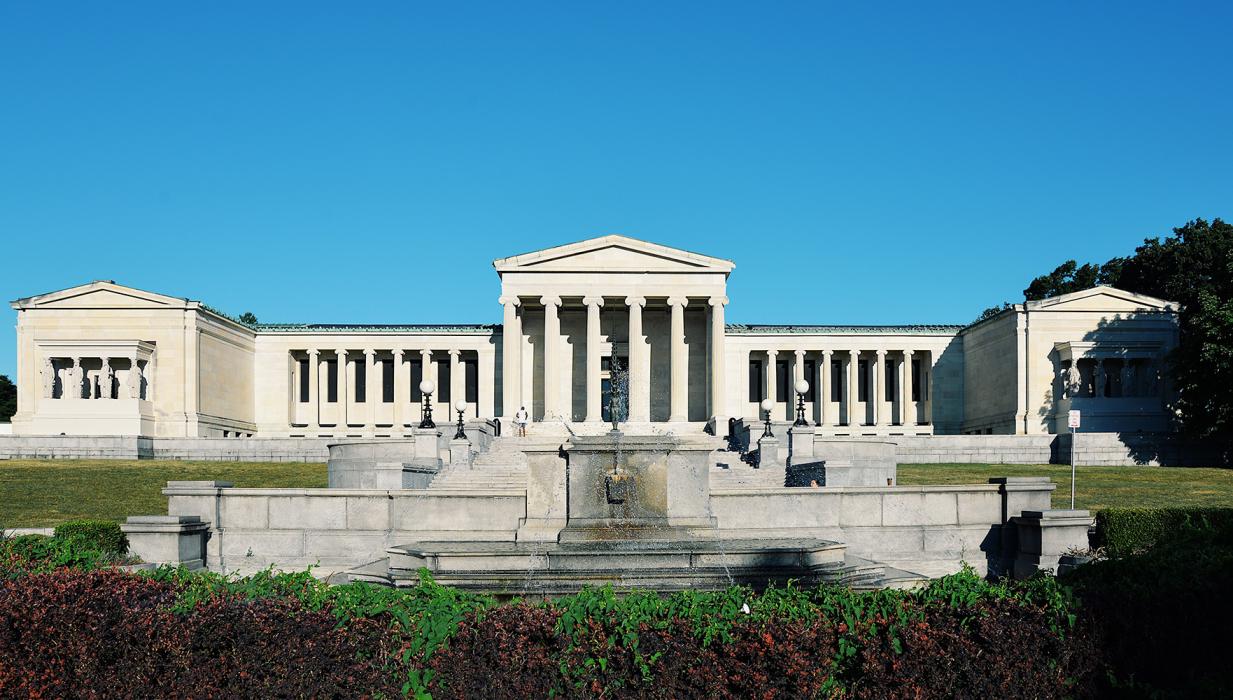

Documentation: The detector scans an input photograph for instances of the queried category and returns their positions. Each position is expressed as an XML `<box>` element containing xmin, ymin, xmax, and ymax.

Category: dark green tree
<box><xmin>0</xmin><ymin>374</ymin><xmax>16</xmax><ymax>422</ymax></box>
<box><xmin>1023</xmin><ymin>218</ymin><xmax>1233</xmax><ymax>437</ymax></box>
<box><xmin>238</xmin><ymin>312</ymin><xmax>258</xmax><ymax>325</ymax></box>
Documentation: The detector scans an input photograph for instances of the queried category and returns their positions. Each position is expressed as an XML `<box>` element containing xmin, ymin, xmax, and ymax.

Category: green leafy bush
<box><xmin>1093</xmin><ymin>507</ymin><xmax>1233</xmax><ymax>557</ymax></box>
<box><xmin>53</xmin><ymin>519</ymin><xmax>128</xmax><ymax>556</ymax></box>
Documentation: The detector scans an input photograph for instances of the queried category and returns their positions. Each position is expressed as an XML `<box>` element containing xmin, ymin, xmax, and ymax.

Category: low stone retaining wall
<box><xmin>888</xmin><ymin>435</ymin><xmax>1059</xmax><ymax>464</ymax></box>
<box><xmin>712</xmin><ymin>477</ymin><xmax>1054</xmax><ymax>578</ymax></box>
<box><xmin>0</xmin><ymin>435</ymin><xmax>153</xmax><ymax>459</ymax></box>
<box><xmin>163</xmin><ymin>481</ymin><xmax>527</xmax><ymax>574</ymax></box>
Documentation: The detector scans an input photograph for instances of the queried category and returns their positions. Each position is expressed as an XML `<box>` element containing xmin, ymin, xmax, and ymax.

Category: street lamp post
<box><xmin>760</xmin><ymin>398</ymin><xmax>774</xmax><ymax>437</ymax></box>
<box><xmin>453</xmin><ymin>399</ymin><xmax>468</xmax><ymax>440</ymax></box>
<box><xmin>418</xmin><ymin>379</ymin><xmax>436</xmax><ymax>429</ymax></box>
<box><xmin>793</xmin><ymin>379</ymin><xmax>810</xmax><ymax>426</ymax></box>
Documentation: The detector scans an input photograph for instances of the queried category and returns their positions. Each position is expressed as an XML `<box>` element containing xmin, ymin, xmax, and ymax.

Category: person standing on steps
<box><xmin>514</xmin><ymin>406</ymin><xmax>529</xmax><ymax>437</ymax></box>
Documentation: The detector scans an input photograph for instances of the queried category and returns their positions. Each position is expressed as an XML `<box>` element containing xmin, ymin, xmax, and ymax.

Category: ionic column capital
<box><xmin>849</xmin><ymin>349</ymin><xmax>860</xmax><ymax>358</ymax></box>
<box><xmin>904</xmin><ymin>349</ymin><xmax>915</xmax><ymax>358</ymax></box>
<box><xmin>708</xmin><ymin>296</ymin><xmax>729</xmax><ymax>307</ymax></box>
<box><xmin>582</xmin><ymin>296</ymin><xmax>605</xmax><ymax>307</ymax></box>
<box><xmin>394</xmin><ymin>349</ymin><xmax>405</xmax><ymax>359</ymax></box>
<box><xmin>794</xmin><ymin>349</ymin><xmax>806</xmax><ymax>359</ymax></box>
<box><xmin>420</xmin><ymin>349</ymin><xmax>433</xmax><ymax>359</ymax></box>
<box><xmin>540</xmin><ymin>295</ymin><xmax>562</xmax><ymax>308</ymax></box>
<box><xmin>767</xmin><ymin>349</ymin><xmax>779</xmax><ymax>358</ymax></box>
<box><xmin>336</xmin><ymin>348</ymin><xmax>348</xmax><ymax>358</ymax></box>
<box><xmin>498</xmin><ymin>295</ymin><xmax>521</xmax><ymax>307</ymax></box>
<box><xmin>876</xmin><ymin>349</ymin><xmax>887</xmax><ymax>357</ymax></box>
<box><xmin>448</xmin><ymin>349</ymin><xmax>461</xmax><ymax>357</ymax></box>
<box><xmin>822</xmin><ymin>349</ymin><xmax>834</xmax><ymax>358</ymax></box>
<box><xmin>308</xmin><ymin>349</ymin><xmax>320</xmax><ymax>357</ymax></box>
<box><xmin>667</xmin><ymin>296</ymin><xmax>689</xmax><ymax>308</ymax></box>
<box><xmin>625</xmin><ymin>296</ymin><xmax>646</xmax><ymax>308</ymax></box>
<box><xmin>363</xmin><ymin>349</ymin><xmax>375</xmax><ymax>357</ymax></box>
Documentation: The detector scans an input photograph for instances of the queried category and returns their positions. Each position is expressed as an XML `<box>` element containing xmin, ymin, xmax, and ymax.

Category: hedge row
<box><xmin>53</xmin><ymin>519</ymin><xmax>128</xmax><ymax>556</ymax></box>
<box><xmin>1092</xmin><ymin>507</ymin><xmax>1233</xmax><ymax>556</ymax></box>
<box><xmin>0</xmin><ymin>532</ymin><xmax>1106</xmax><ymax>699</ymax></box>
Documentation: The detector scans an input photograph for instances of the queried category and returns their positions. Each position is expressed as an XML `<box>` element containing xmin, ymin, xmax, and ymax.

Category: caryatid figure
<box><xmin>1093</xmin><ymin>361</ymin><xmax>1106</xmax><ymax>398</ymax></box>
<box><xmin>41</xmin><ymin>358</ymin><xmax>55</xmax><ymax>398</ymax></box>
<box><xmin>127</xmin><ymin>359</ymin><xmax>143</xmax><ymax>399</ymax></box>
<box><xmin>1121</xmin><ymin>362</ymin><xmax>1137</xmax><ymax>397</ymax></box>
<box><xmin>1064</xmin><ymin>363</ymin><xmax>1082</xmax><ymax>398</ymax></box>
<box><xmin>98</xmin><ymin>359</ymin><xmax>113</xmax><ymax>399</ymax></box>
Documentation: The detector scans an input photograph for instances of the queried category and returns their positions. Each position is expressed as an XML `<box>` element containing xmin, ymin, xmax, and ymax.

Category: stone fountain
<box><xmin>350</xmin><ymin>378</ymin><xmax>858</xmax><ymax>595</ymax></box>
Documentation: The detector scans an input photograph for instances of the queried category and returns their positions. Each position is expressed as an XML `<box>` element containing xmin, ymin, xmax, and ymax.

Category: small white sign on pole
<box><xmin>1067</xmin><ymin>410</ymin><xmax>1080</xmax><ymax>509</ymax></box>
<box><xmin>1068</xmin><ymin>410</ymin><xmax>1081</xmax><ymax>429</ymax></box>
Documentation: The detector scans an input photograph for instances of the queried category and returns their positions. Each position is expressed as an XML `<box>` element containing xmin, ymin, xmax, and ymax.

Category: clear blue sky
<box><xmin>3</xmin><ymin>2</ymin><xmax>1231</xmax><ymax>379</ymax></box>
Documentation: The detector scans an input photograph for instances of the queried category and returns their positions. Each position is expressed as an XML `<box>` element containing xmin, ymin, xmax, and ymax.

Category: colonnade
<box><xmin>748</xmin><ymin>348</ymin><xmax>933</xmax><ymax>429</ymax></box>
<box><xmin>41</xmin><ymin>356</ymin><xmax>149</xmax><ymax>401</ymax></box>
<box><xmin>500</xmin><ymin>294</ymin><xmax>727</xmax><ymax>423</ymax></box>
<box><xmin>290</xmin><ymin>346</ymin><xmax>493</xmax><ymax>434</ymax></box>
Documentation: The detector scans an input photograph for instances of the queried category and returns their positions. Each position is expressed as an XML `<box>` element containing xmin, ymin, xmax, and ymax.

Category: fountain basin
<box><xmin>380</xmin><ymin>538</ymin><xmax>849</xmax><ymax>594</ymax></box>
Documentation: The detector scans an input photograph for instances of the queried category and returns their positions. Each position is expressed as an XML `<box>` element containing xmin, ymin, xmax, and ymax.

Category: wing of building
<box><xmin>8</xmin><ymin>235</ymin><xmax>1180</xmax><ymax>438</ymax></box>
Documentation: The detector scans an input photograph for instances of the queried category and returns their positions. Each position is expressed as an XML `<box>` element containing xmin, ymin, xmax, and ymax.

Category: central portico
<box><xmin>494</xmin><ymin>235</ymin><xmax>733</xmax><ymax>425</ymax></box>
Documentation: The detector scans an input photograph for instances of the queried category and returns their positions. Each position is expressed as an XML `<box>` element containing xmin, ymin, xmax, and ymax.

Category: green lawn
<box><xmin>2</xmin><ymin>460</ymin><xmax>1231</xmax><ymax>528</ymax></box>
<box><xmin>0</xmin><ymin>460</ymin><xmax>326</xmax><ymax>527</ymax></box>
<box><xmin>898</xmin><ymin>463</ymin><xmax>1233</xmax><ymax>511</ymax></box>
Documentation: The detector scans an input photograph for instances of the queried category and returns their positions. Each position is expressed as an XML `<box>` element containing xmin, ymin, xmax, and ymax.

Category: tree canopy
<box><xmin>1016</xmin><ymin>218</ymin><xmax>1233</xmax><ymax>437</ymax></box>
<box><xmin>238</xmin><ymin>312</ymin><xmax>258</xmax><ymax>325</ymax></box>
<box><xmin>0</xmin><ymin>374</ymin><xmax>16</xmax><ymax>422</ymax></box>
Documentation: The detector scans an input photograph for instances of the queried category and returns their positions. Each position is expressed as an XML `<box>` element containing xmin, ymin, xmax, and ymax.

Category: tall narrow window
<box><xmin>831</xmin><ymin>360</ymin><xmax>842</xmax><ymax>402</ymax></box>
<box><xmin>382</xmin><ymin>359</ymin><xmax>394</xmax><ymax>403</ymax></box>
<box><xmin>911</xmin><ymin>358</ymin><xmax>922</xmax><ymax>402</ymax></box>
<box><xmin>410</xmin><ymin>359</ymin><xmax>423</xmax><ymax>400</ymax></box>
<box><xmin>437</xmin><ymin>359</ymin><xmax>451</xmax><ymax>403</ymax></box>
<box><xmin>298</xmin><ymin>358</ymin><xmax>309</xmax><ymax>402</ymax></box>
<box><xmin>748</xmin><ymin>359</ymin><xmax>763</xmax><ymax>402</ymax></box>
<box><xmin>465</xmin><ymin>359</ymin><xmax>478</xmax><ymax>403</ymax></box>
<box><xmin>803</xmin><ymin>360</ymin><xmax>816</xmax><ymax>401</ymax></box>
<box><xmin>775</xmin><ymin>360</ymin><xmax>789</xmax><ymax>401</ymax></box>
<box><xmin>355</xmin><ymin>361</ymin><xmax>367</xmax><ymax>403</ymax></box>
<box><xmin>857</xmin><ymin>360</ymin><xmax>868</xmax><ymax>402</ymax></box>
<box><xmin>327</xmin><ymin>361</ymin><xmax>338</xmax><ymax>403</ymax></box>
<box><xmin>884</xmin><ymin>361</ymin><xmax>895</xmax><ymax>402</ymax></box>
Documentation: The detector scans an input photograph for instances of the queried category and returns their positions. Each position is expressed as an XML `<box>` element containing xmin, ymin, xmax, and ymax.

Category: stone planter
<box><xmin>1056</xmin><ymin>553</ymin><xmax>1093</xmax><ymax>576</ymax></box>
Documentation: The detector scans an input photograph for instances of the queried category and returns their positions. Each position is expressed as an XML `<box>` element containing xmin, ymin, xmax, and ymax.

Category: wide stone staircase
<box><xmin>709</xmin><ymin>460</ymin><xmax>788</xmax><ymax>488</ymax></box>
<box><xmin>427</xmin><ymin>435</ymin><xmax>563</xmax><ymax>491</ymax></box>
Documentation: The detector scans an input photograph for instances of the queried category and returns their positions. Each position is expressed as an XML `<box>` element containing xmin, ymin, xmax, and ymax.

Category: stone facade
<box><xmin>9</xmin><ymin>236</ymin><xmax>1180</xmax><ymax>439</ymax></box>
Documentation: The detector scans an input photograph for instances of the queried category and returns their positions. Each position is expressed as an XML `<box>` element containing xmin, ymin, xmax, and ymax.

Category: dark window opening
<box><xmin>775</xmin><ymin>360</ymin><xmax>789</xmax><ymax>400</ymax></box>
<box><xmin>327</xmin><ymin>361</ymin><xmax>338</xmax><ymax>403</ymax></box>
<box><xmin>911</xmin><ymin>358</ymin><xmax>922</xmax><ymax>402</ymax></box>
<box><xmin>356</xmin><ymin>361</ymin><xmax>367</xmax><ymax>403</ymax></box>
<box><xmin>748</xmin><ymin>359</ymin><xmax>763</xmax><ymax>402</ymax></box>
<box><xmin>382</xmin><ymin>359</ymin><xmax>394</xmax><ymax>403</ymax></box>
<box><xmin>437</xmin><ymin>359</ymin><xmax>451</xmax><ymax>403</ymax></box>
<box><xmin>803</xmin><ymin>360</ymin><xmax>816</xmax><ymax>401</ymax></box>
<box><xmin>831</xmin><ymin>360</ymin><xmax>843</xmax><ymax>402</ymax></box>
<box><xmin>884</xmin><ymin>360</ymin><xmax>895</xmax><ymax>402</ymax></box>
<box><xmin>465</xmin><ymin>359</ymin><xmax>478</xmax><ymax>403</ymax></box>
<box><xmin>857</xmin><ymin>360</ymin><xmax>868</xmax><ymax>402</ymax></box>
<box><xmin>298</xmin><ymin>359</ymin><xmax>309</xmax><ymax>402</ymax></box>
<box><xmin>410</xmin><ymin>360</ymin><xmax>423</xmax><ymax>401</ymax></box>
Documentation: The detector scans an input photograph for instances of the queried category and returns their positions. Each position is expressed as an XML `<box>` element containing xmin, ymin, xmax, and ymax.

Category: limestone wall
<box><xmin>889</xmin><ymin>435</ymin><xmax>1059</xmax><ymax>464</ymax></box>
<box><xmin>163</xmin><ymin>482</ymin><xmax>527</xmax><ymax>574</ymax></box>
<box><xmin>712</xmin><ymin>479</ymin><xmax>1054</xmax><ymax>577</ymax></box>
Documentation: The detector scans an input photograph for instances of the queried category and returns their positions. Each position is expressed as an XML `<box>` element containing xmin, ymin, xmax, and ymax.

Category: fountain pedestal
<box><xmin>558</xmin><ymin>432</ymin><xmax>717</xmax><ymax>543</ymax></box>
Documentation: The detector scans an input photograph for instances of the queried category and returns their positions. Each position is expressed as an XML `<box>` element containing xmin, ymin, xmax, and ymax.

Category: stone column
<box><xmin>393</xmin><ymin>349</ymin><xmax>405</xmax><ymax>429</ymax></box>
<box><xmin>793</xmin><ymin>349</ymin><xmax>806</xmax><ymax>422</ymax></box>
<box><xmin>540</xmin><ymin>296</ymin><xmax>562</xmax><ymax>420</ymax></box>
<box><xmin>847</xmin><ymin>350</ymin><xmax>859</xmax><ymax>426</ymax></box>
<box><xmin>584</xmin><ymin>296</ymin><xmax>604</xmax><ymax>422</ymax></box>
<box><xmin>668</xmin><ymin>297</ymin><xmax>689</xmax><ymax>422</ymax></box>
<box><xmin>765</xmin><ymin>350</ymin><xmax>779</xmax><ymax>419</ymax></box>
<box><xmin>625</xmin><ymin>296</ymin><xmax>649</xmax><ymax>422</ymax></box>
<box><xmin>420</xmin><ymin>349</ymin><xmax>434</xmax><ymax>409</ymax></box>
<box><xmin>499</xmin><ymin>296</ymin><xmax>521</xmax><ymax>418</ymax></box>
<box><xmin>820</xmin><ymin>350</ymin><xmax>832</xmax><ymax>426</ymax></box>
<box><xmin>478</xmin><ymin>344</ymin><xmax>496</xmax><ymax>420</ymax></box>
<box><xmin>873</xmin><ymin>350</ymin><xmax>885</xmax><ymax>427</ymax></box>
<box><xmin>336</xmin><ymin>349</ymin><xmax>349</xmax><ymax>430</ymax></box>
<box><xmin>448</xmin><ymin>349</ymin><xmax>463</xmax><ymax>414</ymax></box>
<box><xmin>903</xmin><ymin>350</ymin><xmax>914</xmax><ymax>426</ymax></box>
<box><xmin>364</xmin><ymin>349</ymin><xmax>377</xmax><ymax>432</ymax></box>
<box><xmin>709</xmin><ymin>296</ymin><xmax>728</xmax><ymax>427</ymax></box>
<box><xmin>308</xmin><ymin>350</ymin><xmax>320</xmax><ymax>433</ymax></box>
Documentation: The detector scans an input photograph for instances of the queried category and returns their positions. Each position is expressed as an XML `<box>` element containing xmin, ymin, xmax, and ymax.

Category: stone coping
<box><xmin>710</xmin><ymin>483</ymin><xmax>1021</xmax><ymax>496</ymax></box>
<box><xmin>162</xmin><ymin>486</ymin><xmax>524</xmax><ymax>497</ymax></box>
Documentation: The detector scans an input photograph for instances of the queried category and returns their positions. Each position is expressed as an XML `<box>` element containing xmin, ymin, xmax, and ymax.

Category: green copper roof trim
<box><xmin>726</xmin><ymin>323</ymin><xmax>964</xmax><ymax>335</ymax></box>
<box><xmin>255</xmin><ymin>323</ymin><xmax>498</xmax><ymax>334</ymax></box>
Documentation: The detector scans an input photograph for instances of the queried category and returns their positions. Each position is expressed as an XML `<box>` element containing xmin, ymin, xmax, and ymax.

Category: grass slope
<box><xmin>897</xmin><ymin>463</ymin><xmax>1233</xmax><ymax>510</ymax></box>
<box><xmin>0</xmin><ymin>460</ymin><xmax>326</xmax><ymax>527</ymax></box>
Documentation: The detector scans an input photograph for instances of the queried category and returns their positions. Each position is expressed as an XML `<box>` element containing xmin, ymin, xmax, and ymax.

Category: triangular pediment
<box><xmin>493</xmin><ymin>235</ymin><xmax>734</xmax><ymax>274</ymax></box>
<box><xmin>10</xmin><ymin>281</ymin><xmax>192</xmax><ymax>310</ymax></box>
<box><xmin>1026</xmin><ymin>285</ymin><xmax>1179</xmax><ymax>313</ymax></box>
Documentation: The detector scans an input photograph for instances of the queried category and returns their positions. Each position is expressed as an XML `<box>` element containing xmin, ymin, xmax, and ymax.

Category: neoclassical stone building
<box><xmin>9</xmin><ymin>236</ymin><xmax>1180</xmax><ymax>438</ymax></box>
